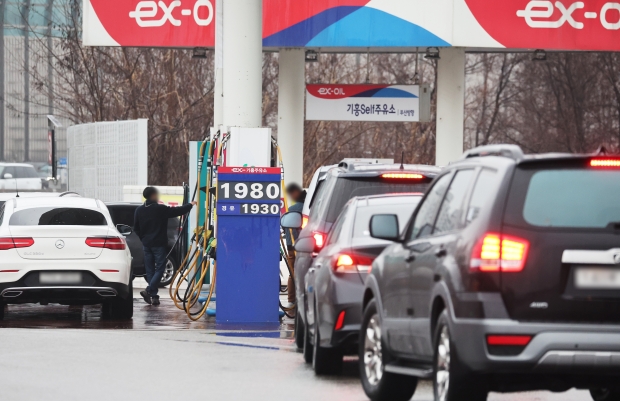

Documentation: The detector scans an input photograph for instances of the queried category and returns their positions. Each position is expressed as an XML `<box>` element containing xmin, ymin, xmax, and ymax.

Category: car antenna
<box><xmin>399</xmin><ymin>151</ymin><xmax>404</xmax><ymax>170</ymax></box>
<box><xmin>14</xmin><ymin>178</ymin><xmax>19</xmax><ymax>197</ymax></box>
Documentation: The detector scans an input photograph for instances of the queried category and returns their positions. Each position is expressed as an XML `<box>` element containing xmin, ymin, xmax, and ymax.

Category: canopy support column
<box><xmin>436</xmin><ymin>47</ymin><xmax>465</xmax><ymax>166</ymax></box>
<box><xmin>222</xmin><ymin>0</ymin><xmax>263</xmax><ymax>128</ymax></box>
<box><xmin>277</xmin><ymin>48</ymin><xmax>305</xmax><ymax>186</ymax></box>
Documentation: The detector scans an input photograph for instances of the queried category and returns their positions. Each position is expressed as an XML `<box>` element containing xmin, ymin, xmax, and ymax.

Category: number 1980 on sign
<box><xmin>218</xmin><ymin>182</ymin><xmax>281</xmax><ymax>201</ymax></box>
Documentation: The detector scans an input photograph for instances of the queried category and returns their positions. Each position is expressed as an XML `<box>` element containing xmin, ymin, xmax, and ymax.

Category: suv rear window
<box><xmin>353</xmin><ymin>203</ymin><xmax>418</xmax><ymax>239</ymax></box>
<box><xmin>326</xmin><ymin>177</ymin><xmax>430</xmax><ymax>223</ymax></box>
<box><xmin>10</xmin><ymin>207</ymin><xmax>107</xmax><ymax>226</ymax></box>
<box><xmin>523</xmin><ymin>169</ymin><xmax>620</xmax><ymax>228</ymax></box>
<box><xmin>507</xmin><ymin>167</ymin><xmax>620</xmax><ymax>229</ymax></box>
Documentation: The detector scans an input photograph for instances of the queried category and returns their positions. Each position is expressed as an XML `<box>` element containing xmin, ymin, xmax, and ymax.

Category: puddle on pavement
<box><xmin>0</xmin><ymin>297</ymin><xmax>295</xmax><ymax>332</ymax></box>
<box><xmin>216</xmin><ymin>331</ymin><xmax>293</xmax><ymax>339</ymax></box>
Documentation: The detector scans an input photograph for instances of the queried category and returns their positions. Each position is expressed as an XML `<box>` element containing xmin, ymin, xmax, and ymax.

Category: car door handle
<box><xmin>435</xmin><ymin>248</ymin><xmax>447</xmax><ymax>258</ymax></box>
<box><xmin>405</xmin><ymin>252</ymin><xmax>416</xmax><ymax>263</ymax></box>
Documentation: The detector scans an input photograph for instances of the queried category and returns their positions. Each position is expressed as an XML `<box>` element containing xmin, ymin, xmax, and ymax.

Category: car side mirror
<box><xmin>281</xmin><ymin>211</ymin><xmax>303</xmax><ymax>229</ymax></box>
<box><xmin>116</xmin><ymin>224</ymin><xmax>133</xmax><ymax>236</ymax></box>
<box><xmin>369</xmin><ymin>214</ymin><xmax>400</xmax><ymax>242</ymax></box>
<box><xmin>3</xmin><ymin>173</ymin><xmax>12</xmax><ymax>179</ymax></box>
<box><xmin>295</xmin><ymin>237</ymin><xmax>317</xmax><ymax>253</ymax></box>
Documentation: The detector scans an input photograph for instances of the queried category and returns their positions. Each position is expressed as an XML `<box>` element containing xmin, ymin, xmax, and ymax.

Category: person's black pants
<box><xmin>143</xmin><ymin>246</ymin><xmax>167</xmax><ymax>297</ymax></box>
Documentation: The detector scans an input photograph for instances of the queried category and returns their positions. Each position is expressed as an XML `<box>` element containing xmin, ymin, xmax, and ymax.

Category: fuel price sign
<box><xmin>215</xmin><ymin>166</ymin><xmax>283</xmax><ymax>323</ymax></box>
<box><xmin>216</xmin><ymin>167</ymin><xmax>282</xmax><ymax>217</ymax></box>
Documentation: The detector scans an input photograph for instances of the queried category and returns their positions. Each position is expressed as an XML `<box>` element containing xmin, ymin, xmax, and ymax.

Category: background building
<box><xmin>1</xmin><ymin>0</ymin><xmax>69</xmax><ymax>163</ymax></box>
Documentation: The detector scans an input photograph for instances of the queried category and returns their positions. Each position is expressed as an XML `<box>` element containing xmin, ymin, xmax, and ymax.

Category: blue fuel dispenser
<box><xmin>215</xmin><ymin>167</ymin><xmax>282</xmax><ymax>323</ymax></box>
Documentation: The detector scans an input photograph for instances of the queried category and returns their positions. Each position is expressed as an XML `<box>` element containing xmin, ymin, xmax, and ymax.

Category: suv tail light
<box><xmin>470</xmin><ymin>233</ymin><xmax>529</xmax><ymax>272</ymax></box>
<box><xmin>86</xmin><ymin>237</ymin><xmax>126</xmax><ymax>250</ymax></box>
<box><xmin>302</xmin><ymin>214</ymin><xmax>309</xmax><ymax>229</ymax></box>
<box><xmin>332</xmin><ymin>252</ymin><xmax>375</xmax><ymax>273</ymax></box>
<box><xmin>0</xmin><ymin>237</ymin><xmax>34</xmax><ymax>250</ymax></box>
<box><xmin>590</xmin><ymin>159</ymin><xmax>620</xmax><ymax>167</ymax></box>
<box><xmin>313</xmin><ymin>232</ymin><xmax>325</xmax><ymax>250</ymax></box>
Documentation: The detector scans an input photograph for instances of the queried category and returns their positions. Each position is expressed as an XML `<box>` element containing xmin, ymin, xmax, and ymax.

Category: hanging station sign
<box><xmin>305</xmin><ymin>84</ymin><xmax>420</xmax><ymax>122</ymax></box>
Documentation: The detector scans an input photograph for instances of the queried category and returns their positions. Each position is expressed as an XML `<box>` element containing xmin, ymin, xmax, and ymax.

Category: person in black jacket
<box><xmin>134</xmin><ymin>187</ymin><xmax>196</xmax><ymax>305</ymax></box>
<box><xmin>284</xmin><ymin>183</ymin><xmax>307</xmax><ymax>313</ymax></box>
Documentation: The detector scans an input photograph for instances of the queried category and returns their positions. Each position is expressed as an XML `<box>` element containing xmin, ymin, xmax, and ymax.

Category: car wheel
<box><xmin>312</xmin><ymin>304</ymin><xmax>343</xmax><ymax>375</ymax></box>
<box><xmin>303</xmin><ymin>312</ymin><xmax>313</xmax><ymax>364</ymax></box>
<box><xmin>433</xmin><ymin>311</ymin><xmax>487</xmax><ymax>401</ymax></box>
<box><xmin>107</xmin><ymin>281</ymin><xmax>134</xmax><ymax>320</ymax></box>
<box><xmin>158</xmin><ymin>257</ymin><xmax>177</xmax><ymax>287</ymax></box>
<box><xmin>142</xmin><ymin>257</ymin><xmax>177</xmax><ymax>288</ymax></box>
<box><xmin>359</xmin><ymin>299</ymin><xmax>418</xmax><ymax>401</ymax></box>
<box><xmin>591</xmin><ymin>389</ymin><xmax>620</xmax><ymax>401</ymax></box>
<box><xmin>0</xmin><ymin>304</ymin><xmax>5</xmax><ymax>321</ymax></box>
<box><xmin>295</xmin><ymin>312</ymin><xmax>305</xmax><ymax>350</ymax></box>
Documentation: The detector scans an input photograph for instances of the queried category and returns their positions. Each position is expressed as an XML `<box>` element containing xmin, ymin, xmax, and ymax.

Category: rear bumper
<box><xmin>452</xmin><ymin>317</ymin><xmax>620</xmax><ymax>378</ymax></box>
<box><xmin>0</xmin><ymin>272</ymin><xmax>130</xmax><ymax>304</ymax></box>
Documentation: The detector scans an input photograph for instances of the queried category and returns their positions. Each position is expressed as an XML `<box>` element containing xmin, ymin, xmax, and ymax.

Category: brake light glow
<box><xmin>590</xmin><ymin>159</ymin><xmax>620</xmax><ymax>167</ymax></box>
<box><xmin>0</xmin><ymin>237</ymin><xmax>34</xmax><ymax>250</ymax></box>
<box><xmin>336</xmin><ymin>254</ymin><xmax>354</xmax><ymax>267</ymax></box>
<box><xmin>86</xmin><ymin>237</ymin><xmax>126</xmax><ymax>250</ymax></box>
<box><xmin>381</xmin><ymin>173</ymin><xmax>424</xmax><ymax>180</ymax></box>
<box><xmin>334</xmin><ymin>310</ymin><xmax>346</xmax><ymax>331</ymax></box>
<box><xmin>487</xmin><ymin>335</ymin><xmax>532</xmax><ymax>346</ymax></box>
<box><xmin>471</xmin><ymin>233</ymin><xmax>529</xmax><ymax>272</ymax></box>
<box><xmin>302</xmin><ymin>214</ymin><xmax>309</xmax><ymax>229</ymax></box>
<box><xmin>313</xmin><ymin>232</ymin><xmax>325</xmax><ymax>249</ymax></box>
<box><xmin>332</xmin><ymin>252</ymin><xmax>375</xmax><ymax>273</ymax></box>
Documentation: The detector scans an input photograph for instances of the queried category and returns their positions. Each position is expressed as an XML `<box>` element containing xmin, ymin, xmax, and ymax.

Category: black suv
<box><xmin>360</xmin><ymin>144</ymin><xmax>620</xmax><ymax>401</ymax></box>
<box><xmin>290</xmin><ymin>162</ymin><xmax>441</xmax><ymax>351</ymax></box>
<box><xmin>106</xmin><ymin>202</ymin><xmax>181</xmax><ymax>287</ymax></box>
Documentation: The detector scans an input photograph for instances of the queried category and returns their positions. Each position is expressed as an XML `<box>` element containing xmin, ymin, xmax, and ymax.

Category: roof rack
<box><xmin>59</xmin><ymin>191</ymin><xmax>81</xmax><ymax>197</ymax></box>
<box><xmin>338</xmin><ymin>158</ymin><xmax>395</xmax><ymax>171</ymax></box>
<box><xmin>460</xmin><ymin>144</ymin><xmax>524</xmax><ymax>161</ymax></box>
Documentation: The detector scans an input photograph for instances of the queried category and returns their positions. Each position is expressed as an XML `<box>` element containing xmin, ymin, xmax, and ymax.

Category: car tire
<box><xmin>303</xmin><ymin>312</ymin><xmax>313</xmax><ymax>364</ymax></box>
<box><xmin>312</xmin><ymin>304</ymin><xmax>343</xmax><ymax>375</ymax></box>
<box><xmin>590</xmin><ymin>389</ymin><xmax>620</xmax><ymax>401</ymax></box>
<box><xmin>433</xmin><ymin>310</ymin><xmax>487</xmax><ymax>401</ymax></box>
<box><xmin>158</xmin><ymin>257</ymin><xmax>177</xmax><ymax>288</ymax></box>
<box><xmin>142</xmin><ymin>257</ymin><xmax>177</xmax><ymax>288</ymax></box>
<box><xmin>0</xmin><ymin>304</ymin><xmax>5</xmax><ymax>321</ymax></box>
<box><xmin>295</xmin><ymin>311</ymin><xmax>305</xmax><ymax>350</ymax></box>
<box><xmin>107</xmin><ymin>281</ymin><xmax>134</xmax><ymax>320</ymax></box>
<box><xmin>359</xmin><ymin>299</ymin><xmax>418</xmax><ymax>401</ymax></box>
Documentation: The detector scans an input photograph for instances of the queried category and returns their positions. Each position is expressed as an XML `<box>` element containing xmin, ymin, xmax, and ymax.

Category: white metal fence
<box><xmin>67</xmin><ymin>119</ymin><xmax>148</xmax><ymax>202</ymax></box>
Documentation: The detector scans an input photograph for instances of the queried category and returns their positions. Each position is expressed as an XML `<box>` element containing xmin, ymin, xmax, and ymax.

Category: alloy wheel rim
<box><xmin>436</xmin><ymin>326</ymin><xmax>451</xmax><ymax>401</ymax></box>
<box><xmin>363</xmin><ymin>315</ymin><xmax>383</xmax><ymax>386</ymax></box>
<box><xmin>161</xmin><ymin>259</ymin><xmax>174</xmax><ymax>282</ymax></box>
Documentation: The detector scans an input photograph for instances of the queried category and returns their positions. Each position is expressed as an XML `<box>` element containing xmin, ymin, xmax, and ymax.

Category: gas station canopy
<box><xmin>84</xmin><ymin>0</ymin><xmax>620</xmax><ymax>51</ymax></box>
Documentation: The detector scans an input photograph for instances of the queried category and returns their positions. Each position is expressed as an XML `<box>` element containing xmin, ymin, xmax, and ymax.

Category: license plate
<box><xmin>40</xmin><ymin>272</ymin><xmax>82</xmax><ymax>284</ymax></box>
<box><xmin>575</xmin><ymin>267</ymin><xmax>620</xmax><ymax>289</ymax></box>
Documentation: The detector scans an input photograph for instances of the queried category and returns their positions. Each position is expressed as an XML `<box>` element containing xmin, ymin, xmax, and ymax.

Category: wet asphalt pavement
<box><xmin>0</xmin><ymin>284</ymin><xmax>591</xmax><ymax>401</ymax></box>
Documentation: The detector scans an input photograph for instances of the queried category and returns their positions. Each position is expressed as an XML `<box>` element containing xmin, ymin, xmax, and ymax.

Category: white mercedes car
<box><xmin>0</xmin><ymin>196</ymin><xmax>133</xmax><ymax>320</ymax></box>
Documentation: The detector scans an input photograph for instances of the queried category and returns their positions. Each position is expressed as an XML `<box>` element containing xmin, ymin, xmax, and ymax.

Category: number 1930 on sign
<box><xmin>218</xmin><ymin>203</ymin><xmax>280</xmax><ymax>216</ymax></box>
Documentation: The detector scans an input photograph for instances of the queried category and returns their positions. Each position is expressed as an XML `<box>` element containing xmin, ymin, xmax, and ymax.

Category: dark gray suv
<box><xmin>360</xmin><ymin>144</ymin><xmax>620</xmax><ymax>401</ymax></box>
<box><xmin>289</xmin><ymin>162</ymin><xmax>441</xmax><ymax>352</ymax></box>
<box><xmin>301</xmin><ymin>194</ymin><xmax>421</xmax><ymax>375</ymax></box>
